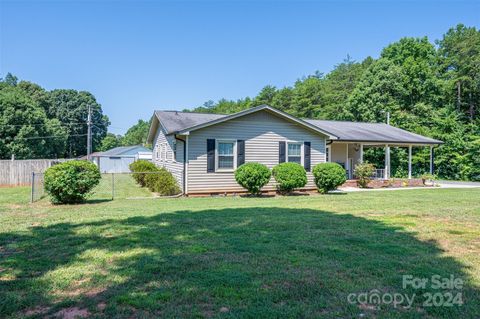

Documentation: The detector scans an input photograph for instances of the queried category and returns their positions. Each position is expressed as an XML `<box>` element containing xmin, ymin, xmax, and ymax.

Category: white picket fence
<box><xmin>0</xmin><ymin>159</ymin><xmax>73</xmax><ymax>186</ymax></box>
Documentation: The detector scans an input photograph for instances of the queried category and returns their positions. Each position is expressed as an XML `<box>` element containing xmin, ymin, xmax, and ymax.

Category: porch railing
<box><xmin>371</xmin><ymin>169</ymin><xmax>385</xmax><ymax>180</ymax></box>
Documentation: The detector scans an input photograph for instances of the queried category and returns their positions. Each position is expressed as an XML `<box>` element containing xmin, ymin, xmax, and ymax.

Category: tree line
<box><xmin>0</xmin><ymin>74</ymin><xmax>151</xmax><ymax>159</ymax></box>
<box><xmin>188</xmin><ymin>24</ymin><xmax>480</xmax><ymax>181</ymax></box>
<box><xmin>0</xmin><ymin>74</ymin><xmax>109</xmax><ymax>159</ymax></box>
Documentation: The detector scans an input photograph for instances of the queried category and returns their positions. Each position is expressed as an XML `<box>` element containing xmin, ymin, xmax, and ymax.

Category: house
<box><xmin>88</xmin><ymin>145</ymin><xmax>152</xmax><ymax>173</ymax></box>
<box><xmin>146</xmin><ymin>105</ymin><xmax>442</xmax><ymax>195</ymax></box>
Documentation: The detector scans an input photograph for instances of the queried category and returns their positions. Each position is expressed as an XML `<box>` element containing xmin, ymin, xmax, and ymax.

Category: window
<box><xmin>326</xmin><ymin>145</ymin><xmax>331</xmax><ymax>162</ymax></box>
<box><xmin>287</xmin><ymin>142</ymin><xmax>302</xmax><ymax>164</ymax></box>
<box><xmin>217</xmin><ymin>140</ymin><xmax>235</xmax><ymax>170</ymax></box>
<box><xmin>172</xmin><ymin>141</ymin><xmax>177</xmax><ymax>161</ymax></box>
<box><xmin>160</xmin><ymin>143</ymin><xmax>167</xmax><ymax>161</ymax></box>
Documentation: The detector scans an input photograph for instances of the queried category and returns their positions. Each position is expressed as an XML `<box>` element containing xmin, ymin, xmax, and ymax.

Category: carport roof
<box><xmin>304</xmin><ymin>120</ymin><xmax>443</xmax><ymax>145</ymax></box>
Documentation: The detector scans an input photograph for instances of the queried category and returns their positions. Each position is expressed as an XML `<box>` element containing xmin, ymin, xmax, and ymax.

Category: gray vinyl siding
<box><xmin>329</xmin><ymin>142</ymin><xmax>361</xmax><ymax>179</ymax></box>
<box><xmin>187</xmin><ymin>110</ymin><xmax>327</xmax><ymax>193</ymax></box>
<box><xmin>330</xmin><ymin>143</ymin><xmax>347</xmax><ymax>166</ymax></box>
<box><xmin>152</xmin><ymin>126</ymin><xmax>184</xmax><ymax>187</ymax></box>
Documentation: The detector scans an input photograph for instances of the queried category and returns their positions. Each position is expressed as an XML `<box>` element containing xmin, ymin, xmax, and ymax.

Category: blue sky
<box><xmin>1</xmin><ymin>0</ymin><xmax>478</xmax><ymax>134</ymax></box>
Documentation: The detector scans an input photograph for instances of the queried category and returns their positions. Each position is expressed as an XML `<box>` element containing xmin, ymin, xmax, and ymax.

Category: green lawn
<box><xmin>1</xmin><ymin>188</ymin><xmax>479</xmax><ymax>318</ymax></box>
<box><xmin>90</xmin><ymin>173</ymin><xmax>156</xmax><ymax>201</ymax></box>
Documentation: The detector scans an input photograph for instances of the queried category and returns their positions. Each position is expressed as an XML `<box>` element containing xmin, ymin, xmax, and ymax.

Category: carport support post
<box><xmin>360</xmin><ymin>143</ymin><xmax>364</xmax><ymax>163</ymax></box>
<box><xmin>384</xmin><ymin>144</ymin><xmax>390</xmax><ymax>180</ymax></box>
<box><xmin>408</xmin><ymin>145</ymin><xmax>412</xmax><ymax>179</ymax></box>
<box><xmin>430</xmin><ymin>146</ymin><xmax>434</xmax><ymax>175</ymax></box>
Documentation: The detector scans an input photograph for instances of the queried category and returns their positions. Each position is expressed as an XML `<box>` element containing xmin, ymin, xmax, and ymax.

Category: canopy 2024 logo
<box><xmin>347</xmin><ymin>275</ymin><xmax>463</xmax><ymax>309</ymax></box>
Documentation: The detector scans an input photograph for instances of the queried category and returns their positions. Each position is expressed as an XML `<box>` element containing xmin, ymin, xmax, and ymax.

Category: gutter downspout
<box><xmin>175</xmin><ymin>135</ymin><xmax>187</xmax><ymax>196</ymax></box>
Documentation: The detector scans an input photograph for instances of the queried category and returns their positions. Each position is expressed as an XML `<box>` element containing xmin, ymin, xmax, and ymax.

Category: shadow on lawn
<box><xmin>0</xmin><ymin>207</ymin><xmax>478</xmax><ymax>318</ymax></box>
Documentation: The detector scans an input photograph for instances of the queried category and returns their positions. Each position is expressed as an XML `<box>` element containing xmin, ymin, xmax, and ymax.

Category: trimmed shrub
<box><xmin>272</xmin><ymin>162</ymin><xmax>307</xmax><ymax>193</ymax></box>
<box><xmin>145</xmin><ymin>168</ymin><xmax>181</xmax><ymax>196</ymax></box>
<box><xmin>421</xmin><ymin>173</ymin><xmax>435</xmax><ymax>185</ymax></box>
<box><xmin>129</xmin><ymin>160</ymin><xmax>159</xmax><ymax>187</ymax></box>
<box><xmin>44</xmin><ymin>160</ymin><xmax>101</xmax><ymax>204</ymax></box>
<box><xmin>234</xmin><ymin>162</ymin><xmax>271</xmax><ymax>195</ymax></box>
<box><xmin>354</xmin><ymin>162</ymin><xmax>375</xmax><ymax>188</ymax></box>
<box><xmin>312</xmin><ymin>162</ymin><xmax>346</xmax><ymax>194</ymax></box>
<box><xmin>144</xmin><ymin>169</ymin><xmax>161</xmax><ymax>190</ymax></box>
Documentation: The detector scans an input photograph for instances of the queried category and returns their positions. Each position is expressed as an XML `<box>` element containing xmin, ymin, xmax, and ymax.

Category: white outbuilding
<box><xmin>89</xmin><ymin>145</ymin><xmax>152</xmax><ymax>173</ymax></box>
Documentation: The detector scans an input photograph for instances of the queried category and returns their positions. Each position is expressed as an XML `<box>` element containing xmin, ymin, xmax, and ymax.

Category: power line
<box><xmin>0</xmin><ymin>122</ymin><xmax>88</xmax><ymax>127</ymax></box>
<box><xmin>14</xmin><ymin>133</ymin><xmax>88</xmax><ymax>140</ymax></box>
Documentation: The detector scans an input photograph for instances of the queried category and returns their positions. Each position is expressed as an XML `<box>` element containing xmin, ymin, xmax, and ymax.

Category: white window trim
<box><xmin>286</xmin><ymin>141</ymin><xmax>303</xmax><ymax>165</ymax></box>
<box><xmin>160</xmin><ymin>142</ymin><xmax>168</xmax><ymax>161</ymax></box>
<box><xmin>326</xmin><ymin>144</ymin><xmax>331</xmax><ymax>162</ymax></box>
<box><xmin>215</xmin><ymin>139</ymin><xmax>237</xmax><ymax>172</ymax></box>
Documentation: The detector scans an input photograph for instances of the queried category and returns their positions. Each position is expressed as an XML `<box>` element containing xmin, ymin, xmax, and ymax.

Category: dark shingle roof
<box><xmin>153</xmin><ymin>108</ymin><xmax>442</xmax><ymax>144</ymax></box>
<box><xmin>305</xmin><ymin>120</ymin><xmax>442</xmax><ymax>144</ymax></box>
<box><xmin>155</xmin><ymin>111</ymin><xmax>226</xmax><ymax>134</ymax></box>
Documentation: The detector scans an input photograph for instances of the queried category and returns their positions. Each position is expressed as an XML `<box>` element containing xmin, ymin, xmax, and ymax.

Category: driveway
<box><xmin>339</xmin><ymin>180</ymin><xmax>480</xmax><ymax>192</ymax></box>
<box><xmin>436</xmin><ymin>180</ymin><xmax>480</xmax><ymax>188</ymax></box>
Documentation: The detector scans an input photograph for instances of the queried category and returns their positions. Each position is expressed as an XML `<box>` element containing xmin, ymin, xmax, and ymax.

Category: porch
<box><xmin>327</xmin><ymin>142</ymin><xmax>437</xmax><ymax>180</ymax></box>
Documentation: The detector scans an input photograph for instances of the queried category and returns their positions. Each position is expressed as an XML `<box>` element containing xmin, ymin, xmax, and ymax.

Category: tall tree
<box><xmin>0</xmin><ymin>82</ymin><xmax>67</xmax><ymax>159</ymax></box>
<box><xmin>99</xmin><ymin>133</ymin><xmax>123</xmax><ymax>151</ymax></box>
<box><xmin>381</xmin><ymin>37</ymin><xmax>441</xmax><ymax>109</ymax></box>
<box><xmin>48</xmin><ymin>89</ymin><xmax>109</xmax><ymax>157</ymax></box>
<box><xmin>343</xmin><ymin>58</ymin><xmax>407</xmax><ymax>122</ymax></box>
<box><xmin>322</xmin><ymin>56</ymin><xmax>373</xmax><ymax>119</ymax></box>
<box><xmin>437</xmin><ymin>24</ymin><xmax>480</xmax><ymax>123</ymax></box>
<box><xmin>290</xmin><ymin>75</ymin><xmax>325</xmax><ymax>118</ymax></box>
<box><xmin>253</xmin><ymin>85</ymin><xmax>277</xmax><ymax>106</ymax></box>
<box><xmin>271</xmin><ymin>87</ymin><xmax>294</xmax><ymax>112</ymax></box>
<box><xmin>3</xmin><ymin>73</ymin><xmax>18</xmax><ymax>86</ymax></box>
<box><xmin>122</xmin><ymin>119</ymin><xmax>150</xmax><ymax>146</ymax></box>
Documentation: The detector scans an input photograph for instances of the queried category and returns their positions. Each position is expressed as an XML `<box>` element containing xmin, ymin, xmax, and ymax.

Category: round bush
<box><xmin>44</xmin><ymin>160</ymin><xmax>101</xmax><ymax>204</ymax></box>
<box><xmin>234</xmin><ymin>162</ymin><xmax>271</xmax><ymax>195</ymax></box>
<box><xmin>129</xmin><ymin>160</ymin><xmax>159</xmax><ymax>187</ymax></box>
<box><xmin>312</xmin><ymin>162</ymin><xmax>346</xmax><ymax>194</ymax></box>
<box><xmin>272</xmin><ymin>162</ymin><xmax>307</xmax><ymax>193</ymax></box>
<box><xmin>147</xmin><ymin>168</ymin><xmax>181</xmax><ymax>195</ymax></box>
<box><xmin>354</xmin><ymin>162</ymin><xmax>375</xmax><ymax>188</ymax></box>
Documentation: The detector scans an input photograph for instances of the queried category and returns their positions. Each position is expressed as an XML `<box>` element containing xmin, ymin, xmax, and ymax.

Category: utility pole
<box><xmin>87</xmin><ymin>105</ymin><xmax>92</xmax><ymax>160</ymax></box>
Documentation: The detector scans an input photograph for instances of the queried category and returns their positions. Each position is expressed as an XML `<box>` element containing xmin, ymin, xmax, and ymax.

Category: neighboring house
<box><xmin>88</xmin><ymin>145</ymin><xmax>152</xmax><ymax>173</ymax></box>
<box><xmin>146</xmin><ymin>105</ymin><xmax>442</xmax><ymax>195</ymax></box>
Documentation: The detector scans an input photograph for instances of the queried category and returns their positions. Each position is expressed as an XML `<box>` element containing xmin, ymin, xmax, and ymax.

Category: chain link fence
<box><xmin>31</xmin><ymin>172</ymin><xmax>46</xmax><ymax>202</ymax></box>
<box><xmin>31</xmin><ymin>172</ymin><xmax>165</xmax><ymax>203</ymax></box>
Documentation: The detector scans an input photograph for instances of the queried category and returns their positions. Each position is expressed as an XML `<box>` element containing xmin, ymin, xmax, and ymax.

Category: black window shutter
<box><xmin>304</xmin><ymin>141</ymin><xmax>311</xmax><ymax>172</ymax></box>
<box><xmin>237</xmin><ymin>140</ymin><xmax>245</xmax><ymax>166</ymax></box>
<box><xmin>279</xmin><ymin>141</ymin><xmax>286</xmax><ymax>163</ymax></box>
<box><xmin>207</xmin><ymin>139</ymin><xmax>215</xmax><ymax>172</ymax></box>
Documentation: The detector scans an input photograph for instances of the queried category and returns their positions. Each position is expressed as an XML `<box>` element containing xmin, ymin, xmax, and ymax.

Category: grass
<box><xmin>0</xmin><ymin>187</ymin><xmax>479</xmax><ymax>318</ymax></box>
<box><xmin>90</xmin><ymin>173</ymin><xmax>155</xmax><ymax>201</ymax></box>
